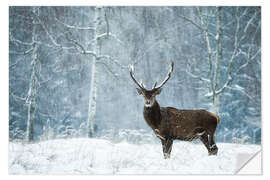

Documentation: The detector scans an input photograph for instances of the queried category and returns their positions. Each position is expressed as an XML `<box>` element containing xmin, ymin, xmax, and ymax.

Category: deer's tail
<box><xmin>209</xmin><ymin>112</ymin><xmax>220</xmax><ymax>124</ymax></box>
<box><xmin>216</xmin><ymin>115</ymin><xmax>220</xmax><ymax>124</ymax></box>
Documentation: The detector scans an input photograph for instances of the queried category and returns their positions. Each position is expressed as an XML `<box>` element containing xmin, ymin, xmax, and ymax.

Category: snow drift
<box><xmin>8</xmin><ymin>138</ymin><xmax>260</xmax><ymax>174</ymax></box>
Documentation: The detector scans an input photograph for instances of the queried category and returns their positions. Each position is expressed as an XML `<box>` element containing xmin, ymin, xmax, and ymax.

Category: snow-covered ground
<box><xmin>8</xmin><ymin>138</ymin><xmax>261</xmax><ymax>175</ymax></box>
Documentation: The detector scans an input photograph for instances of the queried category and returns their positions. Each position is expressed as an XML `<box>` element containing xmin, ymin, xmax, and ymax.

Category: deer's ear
<box><xmin>155</xmin><ymin>88</ymin><xmax>162</xmax><ymax>95</ymax></box>
<box><xmin>136</xmin><ymin>88</ymin><xmax>143</xmax><ymax>95</ymax></box>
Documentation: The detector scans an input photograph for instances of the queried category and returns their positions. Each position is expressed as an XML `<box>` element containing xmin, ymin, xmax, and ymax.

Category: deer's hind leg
<box><xmin>199</xmin><ymin>132</ymin><xmax>211</xmax><ymax>154</ymax></box>
<box><xmin>208</xmin><ymin>133</ymin><xmax>218</xmax><ymax>155</ymax></box>
<box><xmin>161</xmin><ymin>138</ymin><xmax>173</xmax><ymax>159</ymax></box>
<box><xmin>199</xmin><ymin>132</ymin><xmax>218</xmax><ymax>156</ymax></box>
<box><xmin>195</xmin><ymin>128</ymin><xmax>211</xmax><ymax>153</ymax></box>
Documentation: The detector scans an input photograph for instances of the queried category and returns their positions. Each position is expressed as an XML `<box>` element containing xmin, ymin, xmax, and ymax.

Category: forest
<box><xmin>9</xmin><ymin>6</ymin><xmax>261</xmax><ymax>144</ymax></box>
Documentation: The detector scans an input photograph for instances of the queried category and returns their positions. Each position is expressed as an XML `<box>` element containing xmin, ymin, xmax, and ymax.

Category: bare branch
<box><xmin>93</xmin><ymin>32</ymin><xmax>124</xmax><ymax>46</ymax></box>
<box><xmin>9</xmin><ymin>48</ymin><xmax>34</xmax><ymax>55</ymax></box>
<box><xmin>244</xmin><ymin>10</ymin><xmax>257</xmax><ymax>33</ymax></box>
<box><xmin>215</xmin><ymin>76</ymin><xmax>232</xmax><ymax>95</ymax></box>
<box><xmin>9</xmin><ymin>55</ymin><xmax>28</xmax><ymax>69</ymax></box>
<box><xmin>185</xmin><ymin>68</ymin><xmax>211</xmax><ymax>83</ymax></box>
<box><xmin>31</xmin><ymin>11</ymin><xmax>60</xmax><ymax>47</ymax></box>
<box><xmin>250</xmin><ymin>49</ymin><xmax>261</xmax><ymax>60</ymax></box>
<box><xmin>40</xmin><ymin>78</ymin><xmax>52</xmax><ymax>85</ymax></box>
<box><xmin>10</xmin><ymin>92</ymin><xmax>27</xmax><ymax>102</ymax></box>
<box><xmin>9</xmin><ymin>33</ymin><xmax>33</xmax><ymax>46</ymax></box>
<box><xmin>227</xmin><ymin>85</ymin><xmax>256</xmax><ymax>103</ymax></box>
<box><xmin>178</xmin><ymin>14</ymin><xmax>204</xmax><ymax>31</ymax></box>
<box><xmin>55</xmin><ymin>17</ymin><xmax>95</xmax><ymax>31</ymax></box>
<box><xmin>98</xmin><ymin>55</ymin><xmax>127</xmax><ymax>70</ymax></box>
<box><xmin>65</xmin><ymin>34</ymin><xmax>97</xmax><ymax>57</ymax></box>
<box><xmin>177</xmin><ymin>14</ymin><xmax>215</xmax><ymax>38</ymax></box>
<box><xmin>96</xmin><ymin>61</ymin><xmax>119</xmax><ymax>80</ymax></box>
<box><xmin>10</xmin><ymin>34</ymin><xmax>60</xmax><ymax>49</ymax></box>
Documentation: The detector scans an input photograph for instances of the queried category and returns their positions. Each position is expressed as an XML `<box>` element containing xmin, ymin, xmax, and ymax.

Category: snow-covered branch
<box><xmin>250</xmin><ymin>48</ymin><xmax>261</xmax><ymax>61</ymax></box>
<box><xmin>99</xmin><ymin>55</ymin><xmax>128</xmax><ymax>70</ymax></box>
<box><xmin>65</xmin><ymin>34</ymin><xmax>97</xmax><ymax>57</ymax></box>
<box><xmin>9</xmin><ymin>48</ymin><xmax>34</xmax><ymax>55</ymax></box>
<box><xmin>178</xmin><ymin>14</ymin><xmax>215</xmax><ymax>39</ymax></box>
<box><xmin>90</xmin><ymin>32</ymin><xmax>124</xmax><ymax>46</ymax></box>
<box><xmin>96</xmin><ymin>61</ymin><xmax>119</xmax><ymax>80</ymax></box>
<box><xmin>9</xmin><ymin>56</ymin><xmax>27</xmax><ymax>69</ymax></box>
<box><xmin>10</xmin><ymin>92</ymin><xmax>27</xmax><ymax>103</ymax></box>
<box><xmin>227</xmin><ymin>85</ymin><xmax>256</xmax><ymax>103</ymax></box>
<box><xmin>185</xmin><ymin>67</ymin><xmax>210</xmax><ymax>83</ymax></box>
<box><xmin>55</xmin><ymin>17</ymin><xmax>95</xmax><ymax>31</ymax></box>
<box><xmin>177</xmin><ymin>14</ymin><xmax>204</xmax><ymax>31</ymax></box>
<box><xmin>244</xmin><ymin>9</ymin><xmax>257</xmax><ymax>33</ymax></box>
<box><xmin>9</xmin><ymin>34</ymin><xmax>33</xmax><ymax>46</ymax></box>
<box><xmin>215</xmin><ymin>76</ymin><xmax>232</xmax><ymax>95</ymax></box>
<box><xmin>31</xmin><ymin>12</ymin><xmax>60</xmax><ymax>47</ymax></box>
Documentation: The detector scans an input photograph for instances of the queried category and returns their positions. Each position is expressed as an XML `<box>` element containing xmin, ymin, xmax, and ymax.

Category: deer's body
<box><xmin>129</xmin><ymin>61</ymin><xmax>219</xmax><ymax>158</ymax></box>
<box><xmin>143</xmin><ymin>100</ymin><xmax>219</xmax><ymax>141</ymax></box>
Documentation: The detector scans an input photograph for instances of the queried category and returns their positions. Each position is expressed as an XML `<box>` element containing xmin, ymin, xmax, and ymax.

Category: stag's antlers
<box><xmin>153</xmin><ymin>61</ymin><xmax>174</xmax><ymax>89</ymax></box>
<box><xmin>129</xmin><ymin>61</ymin><xmax>174</xmax><ymax>90</ymax></box>
<box><xmin>129</xmin><ymin>65</ymin><xmax>146</xmax><ymax>90</ymax></box>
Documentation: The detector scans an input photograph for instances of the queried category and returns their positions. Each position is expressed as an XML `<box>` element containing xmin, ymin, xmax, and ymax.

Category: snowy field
<box><xmin>8</xmin><ymin>138</ymin><xmax>261</xmax><ymax>175</ymax></box>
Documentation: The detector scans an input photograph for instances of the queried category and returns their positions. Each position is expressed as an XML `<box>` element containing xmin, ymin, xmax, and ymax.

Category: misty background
<box><xmin>9</xmin><ymin>6</ymin><xmax>261</xmax><ymax>144</ymax></box>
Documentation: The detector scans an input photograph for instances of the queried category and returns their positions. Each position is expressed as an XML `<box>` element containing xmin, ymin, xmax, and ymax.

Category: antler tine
<box><xmin>129</xmin><ymin>64</ymin><xmax>145</xmax><ymax>89</ymax></box>
<box><xmin>152</xmin><ymin>82</ymin><xmax>157</xmax><ymax>89</ymax></box>
<box><xmin>140</xmin><ymin>81</ymin><xmax>146</xmax><ymax>89</ymax></box>
<box><xmin>154</xmin><ymin>61</ymin><xmax>174</xmax><ymax>89</ymax></box>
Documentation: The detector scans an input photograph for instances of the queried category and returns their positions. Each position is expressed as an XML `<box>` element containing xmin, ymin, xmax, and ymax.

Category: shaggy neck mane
<box><xmin>143</xmin><ymin>100</ymin><xmax>161</xmax><ymax>128</ymax></box>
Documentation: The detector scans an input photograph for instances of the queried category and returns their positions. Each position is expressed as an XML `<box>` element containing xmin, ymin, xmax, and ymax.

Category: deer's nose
<box><xmin>146</xmin><ymin>100</ymin><xmax>151</xmax><ymax>104</ymax></box>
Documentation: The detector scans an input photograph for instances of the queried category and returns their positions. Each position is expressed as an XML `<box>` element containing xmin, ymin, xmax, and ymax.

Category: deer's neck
<box><xmin>143</xmin><ymin>100</ymin><xmax>161</xmax><ymax>129</ymax></box>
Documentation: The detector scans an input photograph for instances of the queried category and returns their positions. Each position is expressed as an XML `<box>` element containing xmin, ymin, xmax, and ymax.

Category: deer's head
<box><xmin>129</xmin><ymin>61</ymin><xmax>174</xmax><ymax>107</ymax></box>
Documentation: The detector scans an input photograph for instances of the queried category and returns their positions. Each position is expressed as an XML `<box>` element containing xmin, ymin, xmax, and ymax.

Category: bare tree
<box><xmin>181</xmin><ymin>7</ymin><xmax>260</xmax><ymax>114</ymax></box>
<box><xmin>9</xmin><ymin>7</ymin><xmax>41</xmax><ymax>142</ymax></box>
<box><xmin>56</xmin><ymin>6</ymin><xmax>126</xmax><ymax>137</ymax></box>
<box><xmin>9</xmin><ymin>7</ymin><xmax>66</xmax><ymax>141</ymax></box>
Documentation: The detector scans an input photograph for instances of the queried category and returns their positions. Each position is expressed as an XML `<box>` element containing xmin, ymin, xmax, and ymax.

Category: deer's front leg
<box><xmin>161</xmin><ymin>138</ymin><xmax>173</xmax><ymax>159</ymax></box>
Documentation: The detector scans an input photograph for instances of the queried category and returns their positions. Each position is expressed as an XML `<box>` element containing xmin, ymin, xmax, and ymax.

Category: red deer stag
<box><xmin>129</xmin><ymin>61</ymin><xmax>220</xmax><ymax>159</ymax></box>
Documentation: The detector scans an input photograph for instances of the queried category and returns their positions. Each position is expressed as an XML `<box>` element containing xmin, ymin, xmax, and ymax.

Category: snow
<box><xmin>232</xmin><ymin>84</ymin><xmax>245</xmax><ymax>91</ymax></box>
<box><xmin>8</xmin><ymin>138</ymin><xmax>261</xmax><ymax>175</ymax></box>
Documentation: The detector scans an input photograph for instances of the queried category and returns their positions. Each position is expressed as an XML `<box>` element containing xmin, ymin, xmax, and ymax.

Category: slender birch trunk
<box><xmin>26</xmin><ymin>7</ymin><xmax>39</xmax><ymax>142</ymax></box>
<box><xmin>87</xmin><ymin>7</ymin><xmax>102</xmax><ymax>138</ymax></box>
<box><xmin>26</xmin><ymin>44</ymin><xmax>38</xmax><ymax>142</ymax></box>
<box><xmin>213</xmin><ymin>7</ymin><xmax>222</xmax><ymax>114</ymax></box>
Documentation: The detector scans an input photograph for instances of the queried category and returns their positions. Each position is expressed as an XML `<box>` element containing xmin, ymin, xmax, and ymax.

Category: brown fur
<box><xmin>143</xmin><ymin>100</ymin><xmax>219</xmax><ymax>140</ymax></box>
<box><xmin>143</xmin><ymin>100</ymin><xmax>219</xmax><ymax>158</ymax></box>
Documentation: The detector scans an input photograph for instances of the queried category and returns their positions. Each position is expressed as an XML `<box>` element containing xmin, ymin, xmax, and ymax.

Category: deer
<box><xmin>129</xmin><ymin>61</ymin><xmax>220</xmax><ymax>159</ymax></box>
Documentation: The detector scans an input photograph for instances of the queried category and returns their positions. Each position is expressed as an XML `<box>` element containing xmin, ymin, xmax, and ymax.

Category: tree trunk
<box><xmin>213</xmin><ymin>93</ymin><xmax>219</xmax><ymax>114</ymax></box>
<box><xmin>26</xmin><ymin>7</ymin><xmax>39</xmax><ymax>142</ymax></box>
<box><xmin>213</xmin><ymin>7</ymin><xmax>222</xmax><ymax>114</ymax></box>
<box><xmin>87</xmin><ymin>7</ymin><xmax>102</xmax><ymax>138</ymax></box>
<box><xmin>26</xmin><ymin>44</ymin><xmax>38</xmax><ymax>142</ymax></box>
<box><xmin>87</xmin><ymin>56</ymin><xmax>98</xmax><ymax>138</ymax></box>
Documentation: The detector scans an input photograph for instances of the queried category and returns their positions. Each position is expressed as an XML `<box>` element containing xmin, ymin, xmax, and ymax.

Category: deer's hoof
<box><xmin>164</xmin><ymin>153</ymin><xmax>171</xmax><ymax>159</ymax></box>
<box><xmin>208</xmin><ymin>147</ymin><xmax>218</xmax><ymax>156</ymax></box>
